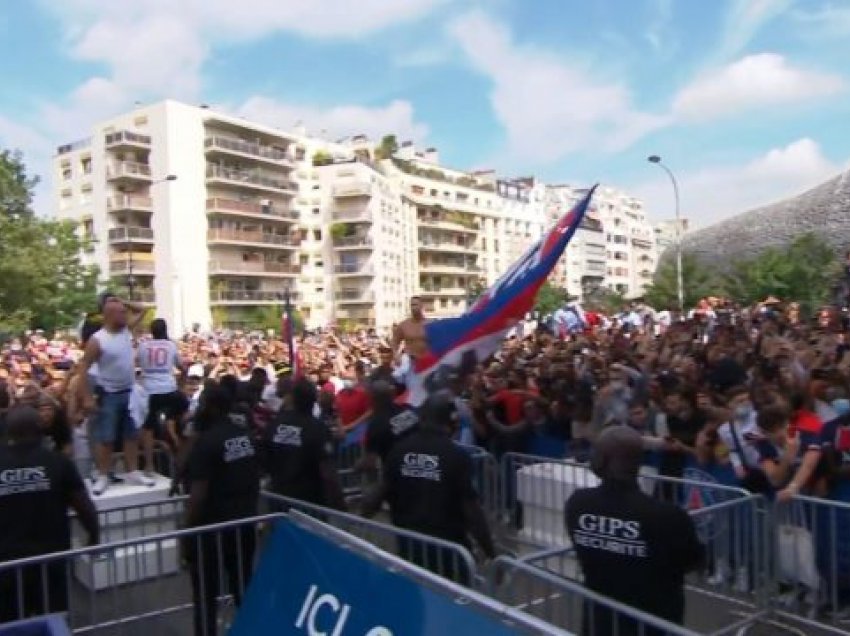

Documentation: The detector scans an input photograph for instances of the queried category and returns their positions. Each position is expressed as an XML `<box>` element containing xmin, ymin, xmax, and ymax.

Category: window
<box><xmin>62</xmin><ymin>167</ymin><xmax>72</xmax><ymax>180</ymax></box>
<box><xmin>81</xmin><ymin>157</ymin><xmax>92</xmax><ymax>175</ymax></box>
<box><xmin>312</xmin><ymin>207</ymin><xmax>320</xmax><ymax>215</ymax></box>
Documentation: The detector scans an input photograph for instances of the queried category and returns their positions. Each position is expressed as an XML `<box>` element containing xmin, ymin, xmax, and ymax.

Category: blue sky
<box><xmin>1</xmin><ymin>0</ymin><xmax>848</xmax><ymax>227</ymax></box>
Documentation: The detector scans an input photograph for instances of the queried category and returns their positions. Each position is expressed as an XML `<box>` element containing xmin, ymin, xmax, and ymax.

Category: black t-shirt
<box><xmin>42</xmin><ymin>418</ymin><xmax>72</xmax><ymax>454</ymax></box>
<box><xmin>0</xmin><ymin>443</ymin><xmax>85</xmax><ymax>559</ymax></box>
<box><xmin>262</xmin><ymin>410</ymin><xmax>335</xmax><ymax>506</ymax></box>
<box><xmin>185</xmin><ymin>419</ymin><xmax>260</xmax><ymax>524</ymax></box>
<box><xmin>565</xmin><ymin>482</ymin><xmax>704</xmax><ymax>627</ymax></box>
<box><xmin>366</xmin><ymin>403</ymin><xmax>419</xmax><ymax>463</ymax></box>
<box><xmin>384</xmin><ymin>428</ymin><xmax>477</xmax><ymax>546</ymax></box>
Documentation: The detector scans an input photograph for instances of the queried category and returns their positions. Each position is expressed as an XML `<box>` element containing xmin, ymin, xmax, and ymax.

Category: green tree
<box><xmin>374</xmin><ymin>134</ymin><xmax>399</xmax><ymax>160</ymax></box>
<box><xmin>330</xmin><ymin>222</ymin><xmax>349</xmax><ymax>239</ymax></box>
<box><xmin>534</xmin><ymin>280</ymin><xmax>566</xmax><ymax>315</ymax></box>
<box><xmin>0</xmin><ymin>151</ymin><xmax>99</xmax><ymax>333</ymax></box>
<box><xmin>724</xmin><ymin>233</ymin><xmax>837</xmax><ymax>315</ymax></box>
<box><xmin>312</xmin><ymin>150</ymin><xmax>332</xmax><ymax>166</ymax></box>
<box><xmin>585</xmin><ymin>287</ymin><xmax>628</xmax><ymax>314</ymax></box>
<box><xmin>644</xmin><ymin>253</ymin><xmax>720</xmax><ymax>310</ymax></box>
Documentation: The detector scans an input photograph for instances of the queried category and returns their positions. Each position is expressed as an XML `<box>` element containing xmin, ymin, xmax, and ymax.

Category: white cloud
<box><xmin>235</xmin><ymin>97</ymin><xmax>429</xmax><ymax>142</ymax></box>
<box><xmin>791</xmin><ymin>4</ymin><xmax>850</xmax><ymax>39</ymax></box>
<box><xmin>394</xmin><ymin>45</ymin><xmax>452</xmax><ymax>68</ymax></box>
<box><xmin>672</xmin><ymin>53</ymin><xmax>845</xmax><ymax>121</ymax></box>
<box><xmin>447</xmin><ymin>10</ymin><xmax>667</xmax><ymax>164</ymax></box>
<box><xmin>712</xmin><ymin>0</ymin><xmax>792</xmax><ymax>62</ymax></box>
<box><xmin>633</xmin><ymin>138</ymin><xmax>840</xmax><ymax>228</ymax></box>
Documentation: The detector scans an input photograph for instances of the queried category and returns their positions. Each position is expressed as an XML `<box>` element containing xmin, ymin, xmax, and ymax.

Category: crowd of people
<box><xmin>3</xmin><ymin>288</ymin><xmax>850</xmax><ymax>632</ymax></box>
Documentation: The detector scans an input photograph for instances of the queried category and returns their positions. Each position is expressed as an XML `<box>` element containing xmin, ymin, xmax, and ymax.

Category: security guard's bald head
<box><xmin>590</xmin><ymin>425</ymin><xmax>643</xmax><ymax>483</ymax></box>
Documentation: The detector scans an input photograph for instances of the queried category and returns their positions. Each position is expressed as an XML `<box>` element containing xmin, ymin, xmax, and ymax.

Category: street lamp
<box><xmin>125</xmin><ymin>174</ymin><xmax>178</xmax><ymax>301</ymax></box>
<box><xmin>647</xmin><ymin>155</ymin><xmax>684</xmax><ymax>313</ymax></box>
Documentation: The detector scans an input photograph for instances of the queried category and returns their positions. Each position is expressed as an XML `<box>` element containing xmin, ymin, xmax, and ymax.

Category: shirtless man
<box><xmin>392</xmin><ymin>297</ymin><xmax>428</xmax><ymax>360</ymax></box>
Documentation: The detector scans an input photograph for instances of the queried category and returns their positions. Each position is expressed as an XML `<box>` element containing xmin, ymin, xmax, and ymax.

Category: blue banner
<box><xmin>231</xmin><ymin>517</ymin><xmax>542</xmax><ymax>636</ymax></box>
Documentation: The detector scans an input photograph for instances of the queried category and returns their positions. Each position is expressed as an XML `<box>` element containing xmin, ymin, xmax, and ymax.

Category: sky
<box><xmin>0</xmin><ymin>0</ymin><xmax>848</xmax><ymax>228</ymax></box>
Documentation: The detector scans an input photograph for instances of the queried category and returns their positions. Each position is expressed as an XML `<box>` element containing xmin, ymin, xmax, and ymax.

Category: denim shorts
<box><xmin>90</xmin><ymin>390</ymin><xmax>137</xmax><ymax>444</ymax></box>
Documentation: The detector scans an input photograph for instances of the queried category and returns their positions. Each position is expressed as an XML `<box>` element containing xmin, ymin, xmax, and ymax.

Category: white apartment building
<box><xmin>54</xmin><ymin>100</ymin><xmax>304</xmax><ymax>332</ymax></box>
<box><xmin>545</xmin><ymin>184</ymin><xmax>658</xmax><ymax>300</ymax></box>
<box><xmin>654</xmin><ymin>218</ymin><xmax>690</xmax><ymax>251</ymax></box>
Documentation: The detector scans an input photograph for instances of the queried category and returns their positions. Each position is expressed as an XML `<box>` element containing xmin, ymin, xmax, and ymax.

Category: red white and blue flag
<box><xmin>406</xmin><ymin>185</ymin><xmax>597</xmax><ymax>406</ymax></box>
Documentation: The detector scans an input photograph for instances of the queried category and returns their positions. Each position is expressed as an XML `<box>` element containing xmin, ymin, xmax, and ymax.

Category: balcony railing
<box><xmin>204</xmin><ymin>136</ymin><xmax>291</xmax><ymax>164</ymax></box>
<box><xmin>207</xmin><ymin>229</ymin><xmax>300</xmax><ymax>247</ymax></box>
<box><xmin>110</xmin><ymin>260</ymin><xmax>155</xmax><ymax>273</ymax></box>
<box><xmin>208</xmin><ymin>260</ymin><xmax>300</xmax><ymax>275</ymax></box>
<box><xmin>210</xmin><ymin>290</ymin><xmax>298</xmax><ymax>304</ymax></box>
<box><xmin>108</xmin><ymin>195</ymin><xmax>153</xmax><ymax>211</ymax></box>
<box><xmin>105</xmin><ymin>131</ymin><xmax>151</xmax><ymax>148</ymax></box>
<box><xmin>419</xmin><ymin>286</ymin><xmax>467</xmax><ymax>296</ymax></box>
<box><xmin>332</xmin><ymin>208</ymin><xmax>372</xmax><ymax>221</ymax></box>
<box><xmin>335</xmin><ymin>290</ymin><xmax>375</xmax><ymax>302</ymax></box>
<box><xmin>206</xmin><ymin>197</ymin><xmax>299</xmax><ymax>220</ymax></box>
<box><xmin>107</xmin><ymin>161</ymin><xmax>151</xmax><ymax>180</ymax></box>
<box><xmin>206</xmin><ymin>165</ymin><xmax>297</xmax><ymax>193</ymax></box>
<box><xmin>134</xmin><ymin>291</ymin><xmax>156</xmax><ymax>303</ymax></box>
<box><xmin>632</xmin><ymin>237</ymin><xmax>654</xmax><ymax>249</ymax></box>
<box><xmin>417</xmin><ymin>216</ymin><xmax>480</xmax><ymax>232</ymax></box>
<box><xmin>418</xmin><ymin>240</ymin><xmax>475</xmax><ymax>251</ymax></box>
<box><xmin>332</xmin><ymin>236</ymin><xmax>372</xmax><ymax>248</ymax></box>
<box><xmin>418</xmin><ymin>262</ymin><xmax>469</xmax><ymax>273</ymax></box>
<box><xmin>108</xmin><ymin>227</ymin><xmax>154</xmax><ymax>242</ymax></box>
<box><xmin>332</xmin><ymin>182</ymin><xmax>372</xmax><ymax>198</ymax></box>
<box><xmin>334</xmin><ymin>263</ymin><xmax>373</xmax><ymax>275</ymax></box>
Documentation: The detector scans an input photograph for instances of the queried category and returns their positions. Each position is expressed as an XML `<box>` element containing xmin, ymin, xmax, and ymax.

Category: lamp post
<box><xmin>647</xmin><ymin>155</ymin><xmax>684</xmax><ymax>313</ymax></box>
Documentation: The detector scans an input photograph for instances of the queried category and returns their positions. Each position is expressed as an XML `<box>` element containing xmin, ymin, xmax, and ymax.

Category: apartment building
<box><xmin>654</xmin><ymin>218</ymin><xmax>690</xmax><ymax>251</ymax></box>
<box><xmin>54</xmin><ymin>100</ymin><xmax>302</xmax><ymax>332</ymax></box>
<box><xmin>545</xmin><ymin>184</ymin><xmax>658</xmax><ymax>300</ymax></box>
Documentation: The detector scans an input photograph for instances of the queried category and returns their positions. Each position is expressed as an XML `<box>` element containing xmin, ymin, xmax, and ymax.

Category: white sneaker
<box><xmin>92</xmin><ymin>475</ymin><xmax>109</xmax><ymax>496</ymax></box>
<box><xmin>126</xmin><ymin>470</ymin><xmax>156</xmax><ymax>487</ymax></box>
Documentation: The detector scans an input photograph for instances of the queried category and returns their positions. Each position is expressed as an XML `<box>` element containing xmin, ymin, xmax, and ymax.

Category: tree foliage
<box><xmin>585</xmin><ymin>287</ymin><xmax>628</xmax><ymax>314</ymax></box>
<box><xmin>534</xmin><ymin>281</ymin><xmax>566</xmax><ymax>316</ymax></box>
<box><xmin>0</xmin><ymin>149</ymin><xmax>99</xmax><ymax>333</ymax></box>
<box><xmin>723</xmin><ymin>233</ymin><xmax>837</xmax><ymax>315</ymax></box>
<box><xmin>644</xmin><ymin>252</ymin><xmax>721</xmax><ymax>310</ymax></box>
<box><xmin>374</xmin><ymin>134</ymin><xmax>399</xmax><ymax>160</ymax></box>
<box><xmin>312</xmin><ymin>150</ymin><xmax>332</xmax><ymax>166</ymax></box>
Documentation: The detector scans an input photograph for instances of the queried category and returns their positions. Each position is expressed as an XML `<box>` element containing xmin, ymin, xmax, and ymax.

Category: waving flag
<box><xmin>406</xmin><ymin>185</ymin><xmax>597</xmax><ymax>406</ymax></box>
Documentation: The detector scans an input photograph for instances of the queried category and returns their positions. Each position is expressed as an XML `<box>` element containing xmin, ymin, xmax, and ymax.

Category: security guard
<box><xmin>261</xmin><ymin>378</ymin><xmax>345</xmax><ymax>510</ymax></box>
<box><xmin>0</xmin><ymin>406</ymin><xmax>99</xmax><ymax>623</ymax></box>
<box><xmin>183</xmin><ymin>383</ymin><xmax>260</xmax><ymax>636</ymax></box>
<box><xmin>363</xmin><ymin>391</ymin><xmax>495</xmax><ymax>585</ymax></box>
<box><xmin>364</xmin><ymin>380</ymin><xmax>420</xmax><ymax>465</ymax></box>
<box><xmin>565</xmin><ymin>426</ymin><xmax>704</xmax><ymax>635</ymax></box>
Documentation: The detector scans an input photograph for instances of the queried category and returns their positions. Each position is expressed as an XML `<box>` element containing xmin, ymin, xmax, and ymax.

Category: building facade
<box><xmin>52</xmin><ymin>100</ymin><xmax>655</xmax><ymax>331</ymax></box>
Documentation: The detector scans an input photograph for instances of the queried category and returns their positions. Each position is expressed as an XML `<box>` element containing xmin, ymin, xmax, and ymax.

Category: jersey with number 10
<box><xmin>137</xmin><ymin>339</ymin><xmax>181</xmax><ymax>395</ymax></box>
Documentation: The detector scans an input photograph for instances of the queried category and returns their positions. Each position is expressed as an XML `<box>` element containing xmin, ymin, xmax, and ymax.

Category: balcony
<box><xmin>110</xmin><ymin>258</ymin><xmax>155</xmax><ymax>273</ymax></box>
<box><xmin>332</xmin><ymin>207</ymin><xmax>372</xmax><ymax>222</ymax></box>
<box><xmin>205</xmin><ymin>165</ymin><xmax>297</xmax><ymax>195</ymax></box>
<box><xmin>206</xmin><ymin>197</ymin><xmax>299</xmax><ymax>222</ymax></box>
<box><xmin>416</xmin><ymin>214</ymin><xmax>479</xmax><ymax>234</ymax></box>
<box><xmin>418</xmin><ymin>240</ymin><xmax>476</xmax><ymax>254</ymax></box>
<box><xmin>334</xmin><ymin>263</ymin><xmax>373</xmax><ymax>276</ymax></box>
<box><xmin>333</xmin><ymin>181</ymin><xmax>372</xmax><ymax>198</ymax></box>
<box><xmin>208</xmin><ymin>260</ymin><xmax>300</xmax><ymax>277</ymax></box>
<box><xmin>204</xmin><ymin>136</ymin><xmax>292</xmax><ymax>167</ymax></box>
<box><xmin>107</xmin><ymin>161</ymin><xmax>151</xmax><ymax>184</ymax></box>
<box><xmin>207</xmin><ymin>229</ymin><xmax>300</xmax><ymax>248</ymax></box>
<box><xmin>209</xmin><ymin>290</ymin><xmax>298</xmax><ymax>305</ymax></box>
<box><xmin>335</xmin><ymin>290</ymin><xmax>375</xmax><ymax>303</ymax></box>
<box><xmin>332</xmin><ymin>236</ymin><xmax>372</xmax><ymax>249</ymax></box>
<box><xmin>418</xmin><ymin>286</ymin><xmax>468</xmax><ymax>297</ymax></box>
<box><xmin>418</xmin><ymin>261</ymin><xmax>472</xmax><ymax>274</ymax></box>
<box><xmin>632</xmin><ymin>237</ymin><xmax>654</xmax><ymax>249</ymax></box>
<box><xmin>108</xmin><ymin>227</ymin><xmax>154</xmax><ymax>244</ymax></box>
<box><xmin>105</xmin><ymin>131</ymin><xmax>151</xmax><ymax>151</ymax></box>
<box><xmin>132</xmin><ymin>290</ymin><xmax>157</xmax><ymax>304</ymax></box>
<box><xmin>108</xmin><ymin>195</ymin><xmax>153</xmax><ymax>213</ymax></box>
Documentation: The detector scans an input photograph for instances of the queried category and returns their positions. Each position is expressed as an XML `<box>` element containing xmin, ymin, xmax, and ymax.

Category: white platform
<box><xmin>515</xmin><ymin>462</ymin><xmax>657</xmax><ymax>547</ymax></box>
<box><xmin>73</xmin><ymin>472</ymin><xmax>183</xmax><ymax>590</ymax></box>
<box><xmin>73</xmin><ymin>539</ymin><xmax>180</xmax><ymax>591</ymax></box>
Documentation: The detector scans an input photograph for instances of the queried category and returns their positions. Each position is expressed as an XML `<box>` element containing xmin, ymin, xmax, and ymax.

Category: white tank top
<box><xmin>137</xmin><ymin>339</ymin><xmax>181</xmax><ymax>395</ymax></box>
<box><xmin>93</xmin><ymin>328</ymin><xmax>135</xmax><ymax>393</ymax></box>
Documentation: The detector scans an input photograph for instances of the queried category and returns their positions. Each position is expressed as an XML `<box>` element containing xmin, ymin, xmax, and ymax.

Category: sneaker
<box><xmin>108</xmin><ymin>472</ymin><xmax>124</xmax><ymax>484</ymax></box>
<box><xmin>126</xmin><ymin>470</ymin><xmax>156</xmax><ymax>488</ymax></box>
<box><xmin>92</xmin><ymin>475</ymin><xmax>109</xmax><ymax>496</ymax></box>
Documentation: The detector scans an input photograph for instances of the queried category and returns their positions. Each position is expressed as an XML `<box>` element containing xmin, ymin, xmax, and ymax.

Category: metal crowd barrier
<box><xmin>260</xmin><ymin>491</ymin><xmax>480</xmax><ymax>587</ymax></box>
<box><xmin>772</xmin><ymin>495</ymin><xmax>850</xmax><ymax>635</ymax></box>
<box><xmin>495</xmin><ymin>452</ymin><xmax>751</xmax><ymax>551</ymax></box>
<box><xmin>335</xmin><ymin>440</ymin><xmax>366</xmax><ymax>498</ymax></box>
<box><xmin>487</xmin><ymin>556</ymin><xmax>700</xmax><ymax>636</ymax></box>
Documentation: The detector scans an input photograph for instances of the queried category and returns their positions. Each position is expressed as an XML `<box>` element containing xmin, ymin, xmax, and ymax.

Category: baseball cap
<box><xmin>187</xmin><ymin>363</ymin><xmax>205</xmax><ymax>379</ymax></box>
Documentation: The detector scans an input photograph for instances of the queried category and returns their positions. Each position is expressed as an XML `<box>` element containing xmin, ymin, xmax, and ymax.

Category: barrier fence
<box><xmin>6</xmin><ymin>443</ymin><xmax>850</xmax><ymax>635</ymax></box>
